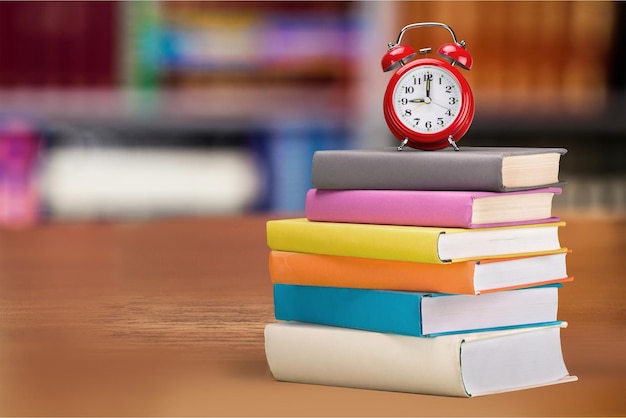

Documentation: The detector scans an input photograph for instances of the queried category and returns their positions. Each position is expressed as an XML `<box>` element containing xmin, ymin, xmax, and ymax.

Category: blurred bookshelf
<box><xmin>0</xmin><ymin>1</ymin><xmax>624</xmax><ymax>223</ymax></box>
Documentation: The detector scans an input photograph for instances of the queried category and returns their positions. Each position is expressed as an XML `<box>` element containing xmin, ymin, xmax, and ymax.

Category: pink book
<box><xmin>305</xmin><ymin>188</ymin><xmax>562</xmax><ymax>228</ymax></box>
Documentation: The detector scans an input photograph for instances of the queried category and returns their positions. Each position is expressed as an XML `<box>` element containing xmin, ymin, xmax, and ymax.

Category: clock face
<box><xmin>392</xmin><ymin>65</ymin><xmax>463</xmax><ymax>134</ymax></box>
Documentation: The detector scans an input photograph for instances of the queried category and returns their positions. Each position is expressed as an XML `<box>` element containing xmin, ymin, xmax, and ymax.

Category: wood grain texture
<box><xmin>0</xmin><ymin>213</ymin><xmax>624</xmax><ymax>416</ymax></box>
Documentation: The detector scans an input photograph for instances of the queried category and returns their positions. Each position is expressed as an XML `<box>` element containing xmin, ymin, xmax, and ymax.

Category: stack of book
<box><xmin>264</xmin><ymin>147</ymin><xmax>578</xmax><ymax>397</ymax></box>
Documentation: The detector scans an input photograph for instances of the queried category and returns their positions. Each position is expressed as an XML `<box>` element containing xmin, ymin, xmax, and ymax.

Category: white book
<box><xmin>265</xmin><ymin>322</ymin><xmax>577</xmax><ymax>397</ymax></box>
<box><xmin>41</xmin><ymin>148</ymin><xmax>261</xmax><ymax>218</ymax></box>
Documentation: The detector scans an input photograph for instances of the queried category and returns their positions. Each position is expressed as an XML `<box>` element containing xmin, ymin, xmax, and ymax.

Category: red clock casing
<box><xmin>383</xmin><ymin>58</ymin><xmax>475</xmax><ymax>150</ymax></box>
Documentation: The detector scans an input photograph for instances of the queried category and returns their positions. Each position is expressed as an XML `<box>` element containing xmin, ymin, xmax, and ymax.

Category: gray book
<box><xmin>311</xmin><ymin>146</ymin><xmax>567</xmax><ymax>192</ymax></box>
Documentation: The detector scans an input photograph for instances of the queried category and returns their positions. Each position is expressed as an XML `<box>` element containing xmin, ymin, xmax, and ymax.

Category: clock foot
<box><xmin>448</xmin><ymin>136</ymin><xmax>460</xmax><ymax>151</ymax></box>
<box><xmin>397</xmin><ymin>138</ymin><xmax>409</xmax><ymax>151</ymax></box>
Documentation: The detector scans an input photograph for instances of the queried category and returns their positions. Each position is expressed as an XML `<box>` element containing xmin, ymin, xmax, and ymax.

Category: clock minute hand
<box><xmin>426</xmin><ymin>77</ymin><xmax>431</xmax><ymax>99</ymax></box>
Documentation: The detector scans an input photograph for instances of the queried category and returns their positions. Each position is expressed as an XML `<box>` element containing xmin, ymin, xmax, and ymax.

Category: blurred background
<box><xmin>0</xmin><ymin>0</ymin><xmax>624</xmax><ymax>224</ymax></box>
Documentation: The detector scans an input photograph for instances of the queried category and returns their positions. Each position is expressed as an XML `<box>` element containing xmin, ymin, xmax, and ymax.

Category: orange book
<box><xmin>269</xmin><ymin>249</ymin><xmax>572</xmax><ymax>295</ymax></box>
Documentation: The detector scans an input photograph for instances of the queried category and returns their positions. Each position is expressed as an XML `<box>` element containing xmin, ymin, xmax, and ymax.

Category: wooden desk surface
<box><xmin>0</xmin><ymin>213</ymin><xmax>624</xmax><ymax>416</ymax></box>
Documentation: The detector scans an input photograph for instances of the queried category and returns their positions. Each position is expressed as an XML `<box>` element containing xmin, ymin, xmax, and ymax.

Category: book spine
<box><xmin>264</xmin><ymin>322</ymin><xmax>469</xmax><ymax>397</ymax></box>
<box><xmin>274</xmin><ymin>284</ymin><xmax>426</xmax><ymax>336</ymax></box>
<box><xmin>269</xmin><ymin>251</ymin><xmax>479</xmax><ymax>294</ymax></box>
<box><xmin>305</xmin><ymin>189</ymin><xmax>474</xmax><ymax>227</ymax></box>
<box><xmin>311</xmin><ymin>151</ymin><xmax>505</xmax><ymax>191</ymax></box>
<box><xmin>266</xmin><ymin>219</ymin><xmax>444</xmax><ymax>263</ymax></box>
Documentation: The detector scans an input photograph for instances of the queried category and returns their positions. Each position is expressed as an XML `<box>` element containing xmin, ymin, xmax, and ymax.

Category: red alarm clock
<box><xmin>382</xmin><ymin>22</ymin><xmax>475</xmax><ymax>151</ymax></box>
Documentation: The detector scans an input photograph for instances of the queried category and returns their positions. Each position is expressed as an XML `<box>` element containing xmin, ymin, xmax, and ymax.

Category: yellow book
<box><xmin>266</xmin><ymin>218</ymin><xmax>565</xmax><ymax>264</ymax></box>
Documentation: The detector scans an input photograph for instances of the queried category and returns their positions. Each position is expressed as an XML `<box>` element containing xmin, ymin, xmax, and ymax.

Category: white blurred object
<box><xmin>40</xmin><ymin>147</ymin><xmax>262</xmax><ymax>219</ymax></box>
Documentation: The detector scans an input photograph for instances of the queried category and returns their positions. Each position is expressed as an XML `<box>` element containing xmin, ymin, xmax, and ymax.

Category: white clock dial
<box><xmin>392</xmin><ymin>65</ymin><xmax>463</xmax><ymax>134</ymax></box>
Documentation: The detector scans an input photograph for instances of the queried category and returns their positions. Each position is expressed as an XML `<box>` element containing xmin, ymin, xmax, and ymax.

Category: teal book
<box><xmin>273</xmin><ymin>284</ymin><xmax>561</xmax><ymax>337</ymax></box>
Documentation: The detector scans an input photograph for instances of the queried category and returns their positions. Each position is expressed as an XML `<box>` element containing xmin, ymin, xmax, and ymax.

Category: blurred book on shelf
<box><xmin>40</xmin><ymin>126</ymin><xmax>263</xmax><ymax>219</ymax></box>
<box><xmin>0</xmin><ymin>2</ymin><xmax>118</xmax><ymax>87</ymax></box>
<box><xmin>155</xmin><ymin>2</ymin><xmax>360</xmax><ymax>87</ymax></box>
<box><xmin>41</xmin><ymin>146</ymin><xmax>262</xmax><ymax>219</ymax></box>
<box><xmin>0</xmin><ymin>116</ymin><xmax>42</xmax><ymax>227</ymax></box>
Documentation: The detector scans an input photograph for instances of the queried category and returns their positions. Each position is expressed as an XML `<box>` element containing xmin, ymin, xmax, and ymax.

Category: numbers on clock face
<box><xmin>392</xmin><ymin>65</ymin><xmax>463</xmax><ymax>134</ymax></box>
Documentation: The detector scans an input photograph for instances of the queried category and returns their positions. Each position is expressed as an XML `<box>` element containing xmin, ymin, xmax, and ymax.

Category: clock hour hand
<box><xmin>409</xmin><ymin>97</ymin><xmax>432</xmax><ymax>105</ymax></box>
